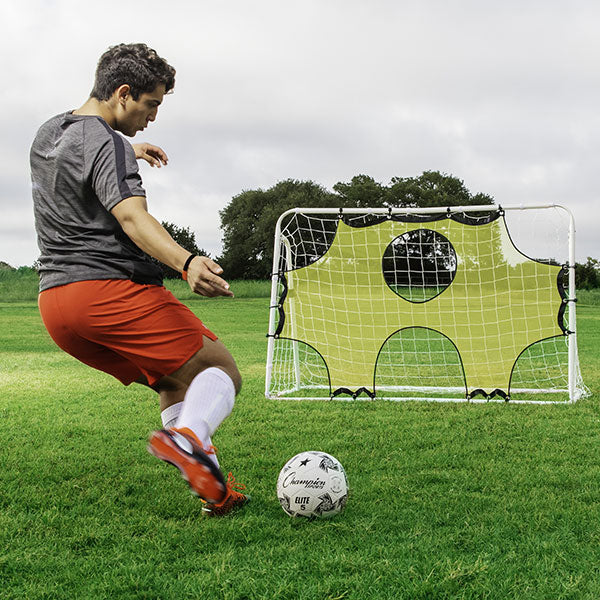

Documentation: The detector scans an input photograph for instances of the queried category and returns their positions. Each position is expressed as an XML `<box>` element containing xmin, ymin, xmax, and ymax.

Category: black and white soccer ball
<box><xmin>276</xmin><ymin>451</ymin><xmax>348</xmax><ymax>518</ymax></box>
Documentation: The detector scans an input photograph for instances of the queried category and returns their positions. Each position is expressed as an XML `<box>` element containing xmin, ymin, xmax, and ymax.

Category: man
<box><xmin>30</xmin><ymin>43</ymin><xmax>248</xmax><ymax>516</ymax></box>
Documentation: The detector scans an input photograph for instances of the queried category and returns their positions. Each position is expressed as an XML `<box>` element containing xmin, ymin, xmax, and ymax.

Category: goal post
<box><xmin>265</xmin><ymin>205</ymin><xmax>589</xmax><ymax>404</ymax></box>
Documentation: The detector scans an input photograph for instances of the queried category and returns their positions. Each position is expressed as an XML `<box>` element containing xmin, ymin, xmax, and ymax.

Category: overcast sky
<box><xmin>1</xmin><ymin>0</ymin><xmax>598</xmax><ymax>267</ymax></box>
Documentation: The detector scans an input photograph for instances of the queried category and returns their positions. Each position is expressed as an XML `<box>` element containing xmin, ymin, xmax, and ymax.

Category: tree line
<box><xmin>158</xmin><ymin>170</ymin><xmax>599</xmax><ymax>288</ymax></box>
<box><xmin>13</xmin><ymin>170</ymin><xmax>598</xmax><ymax>288</ymax></box>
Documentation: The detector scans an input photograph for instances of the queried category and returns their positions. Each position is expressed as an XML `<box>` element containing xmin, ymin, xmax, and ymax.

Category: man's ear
<box><xmin>115</xmin><ymin>84</ymin><xmax>131</xmax><ymax>107</ymax></box>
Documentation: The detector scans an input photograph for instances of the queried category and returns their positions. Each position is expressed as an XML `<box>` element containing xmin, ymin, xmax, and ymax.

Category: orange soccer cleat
<box><xmin>148</xmin><ymin>427</ymin><xmax>226</xmax><ymax>504</ymax></box>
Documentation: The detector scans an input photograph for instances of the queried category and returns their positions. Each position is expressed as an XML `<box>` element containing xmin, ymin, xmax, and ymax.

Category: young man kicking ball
<box><xmin>30</xmin><ymin>43</ymin><xmax>247</xmax><ymax>515</ymax></box>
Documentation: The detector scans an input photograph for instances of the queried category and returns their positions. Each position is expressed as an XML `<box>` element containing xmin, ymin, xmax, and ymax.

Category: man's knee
<box><xmin>169</xmin><ymin>338</ymin><xmax>242</xmax><ymax>395</ymax></box>
<box><xmin>198</xmin><ymin>361</ymin><xmax>242</xmax><ymax>396</ymax></box>
<box><xmin>176</xmin><ymin>361</ymin><xmax>241</xmax><ymax>397</ymax></box>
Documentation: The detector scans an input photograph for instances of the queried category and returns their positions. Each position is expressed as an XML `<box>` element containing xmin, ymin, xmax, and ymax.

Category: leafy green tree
<box><xmin>149</xmin><ymin>221</ymin><xmax>209</xmax><ymax>280</ymax></box>
<box><xmin>334</xmin><ymin>171</ymin><xmax>494</xmax><ymax>208</ymax></box>
<box><xmin>332</xmin><ymin>175</ymin><xmax>388</xmax><ymax>207</ymax></box>
<box><xmin>575</xmin><ymin>257</ymin><xmax>600</xmax><ymax>289</ymax></box>
<box><xmin>394</xmin><ymin>171</ymin><xmax>492</xmax><ymax>207</ymax></box>
<box><xmin>334</xmin><ymin>172</ymin><xmax>495</xmax><ymax>287</ymax></box>
<box><xmin>219</xmin><ymin>180</ymin><xmax>335</xmax><ymax>279</ymax></box>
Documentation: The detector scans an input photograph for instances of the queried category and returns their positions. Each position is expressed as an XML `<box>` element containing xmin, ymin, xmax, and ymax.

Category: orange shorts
<box><xmin>38</xmin><ymin>279</ymin><xmax>217</xmax><ymax>386</ymax></box>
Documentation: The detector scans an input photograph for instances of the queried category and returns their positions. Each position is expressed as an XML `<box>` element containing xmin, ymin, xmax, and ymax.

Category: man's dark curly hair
<box><xmin>91</xmin><ymin>43</ymin><xmax>176</xmax><ymax>101</ymax></box>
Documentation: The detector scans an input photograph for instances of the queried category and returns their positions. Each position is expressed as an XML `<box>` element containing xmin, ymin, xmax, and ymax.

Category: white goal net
<box><xmin>265</xmin><ymin>205</ymin><xmax>588</xmax><ymax>403</ymax></box>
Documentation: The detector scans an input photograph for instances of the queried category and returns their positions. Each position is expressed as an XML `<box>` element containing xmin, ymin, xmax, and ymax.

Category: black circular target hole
<box><xmin>382</xmin><ymin>229</ymin><xmax>457</xmax><ymax>302</ymax></box>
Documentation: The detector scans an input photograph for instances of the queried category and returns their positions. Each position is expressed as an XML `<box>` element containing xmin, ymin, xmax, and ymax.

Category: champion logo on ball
<box><xmin>282</xmin><ymin>472</ymin><xmax>326</xmax><ymax>489</ymax></box>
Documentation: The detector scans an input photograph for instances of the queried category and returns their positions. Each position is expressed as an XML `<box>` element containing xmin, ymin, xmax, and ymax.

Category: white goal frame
<box><xmin>265</xmin><ymin>204</ymin><xmax>587</xmax><ymax>404</ymax></box>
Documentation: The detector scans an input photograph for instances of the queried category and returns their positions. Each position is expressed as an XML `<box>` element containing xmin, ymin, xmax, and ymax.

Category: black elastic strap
<box><xmin>181</xmin><ymin>254</ymin><xmax>196</xmax><ymax>281</ymax></box>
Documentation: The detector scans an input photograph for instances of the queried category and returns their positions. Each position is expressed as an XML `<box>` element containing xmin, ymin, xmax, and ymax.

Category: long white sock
<box><xmin>161</xmin><ymin>401</ymin><xmax>183</xmax><ymax>429</ymax></box>
<box><xmin>176</xmin><ymin>367</ymin><xmax>236</xmax><ymax>467</ymax></box>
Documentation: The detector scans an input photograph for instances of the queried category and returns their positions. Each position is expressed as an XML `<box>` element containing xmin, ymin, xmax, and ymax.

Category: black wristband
<box><xmin>182</xmin><ymin>254</ymin><xmax>196</xmax><ymax>281</ymax></box>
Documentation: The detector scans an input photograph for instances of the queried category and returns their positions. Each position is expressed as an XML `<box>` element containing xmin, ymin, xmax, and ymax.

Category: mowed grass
<box><xmin>0</xmin><ymin>269</ymin><xmax>272</xmax><ymax>303</ymax></box>
<box><xmin>1</xmin><ymin>292</ymin><xmax>600</xmax><ymax>599</ymax></box>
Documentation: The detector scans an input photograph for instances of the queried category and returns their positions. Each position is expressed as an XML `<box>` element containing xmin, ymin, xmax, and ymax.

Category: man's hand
<box><xmin>132</xmin><ymin>143</ymin><xmax>168</xmax><ymax>168</ymax></box>
<box><xmin>186</xmin><ymin>256</ymin><xmax>234</xmax><ymax>298</ymax></box>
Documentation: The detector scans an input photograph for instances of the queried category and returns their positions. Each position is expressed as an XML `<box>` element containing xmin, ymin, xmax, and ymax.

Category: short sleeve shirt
<box><xmin>30</xmin><ymin>112</ymin><xmax>163</xmax><ymax>291</ymax></box>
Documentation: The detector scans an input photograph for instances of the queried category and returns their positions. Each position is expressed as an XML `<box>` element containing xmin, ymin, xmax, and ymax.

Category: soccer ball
<box><xmin>276</xmin><ymin>451</ymin><xmax>348</xmax><ymax>518</ymax></box>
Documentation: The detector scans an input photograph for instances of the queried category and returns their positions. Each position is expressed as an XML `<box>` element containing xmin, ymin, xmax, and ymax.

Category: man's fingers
<box><xmin>193</xmin><ymin>280</ymin><xmax>234</xmax><ymax>298</ymax></box>
<box><xmin>200</xmin><ymin>276</ymin><xmax>233</xmax><ymax>295</ymax></box>
<box><xmin>147</xmin><ymin>153</ymin><xmax>160</xmax><ymax>168</ymax></box>
<box><xmin>155</xmin><ymin>148</ymin><xmax>169</xmax><ymax>164</ymax></box>
<box><xmin>203</xmin><ymin>257</ymin><xmax>224</xmax><ymax>275</ymax></box>
<box><xmin>194</xmin><ymin>272</ymin><xmax>234</xmax><ymax>297</ymax></box>
<box><xmin>133</xmin><ymin>143</ymin><xmax>168</xmax><ymax>167</ymax></box>
<box><xmin>147</xmin><ymin>151</ymin><xmax>166</xmax><ymax>168</ymax></box>
<box><xmin>150</xmin><ymin>145</ymin><xmax>168</xmax><ymax>164</ymax></box>
<box><xmin>148</xmin><ymin>150</ymin><xmax>168</xmax><ymax>166</ymax></box>
<box><xmin>209</xmin><ymin>274</ymin><xmax>230</xmax><ymax>291</ymax></box>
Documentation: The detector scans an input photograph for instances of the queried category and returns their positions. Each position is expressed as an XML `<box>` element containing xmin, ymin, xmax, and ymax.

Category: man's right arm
<box><xmin>111</xmin><ymin>196</ymin><xmax>234</xmax><ymax>297</ymax></box>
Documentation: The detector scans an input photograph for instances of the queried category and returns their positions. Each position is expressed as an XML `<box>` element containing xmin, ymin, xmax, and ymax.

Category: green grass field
<box><xmin>1</xmin><ymin>278</ymin><xmax>599</xmax><ymax>599</ymax></box>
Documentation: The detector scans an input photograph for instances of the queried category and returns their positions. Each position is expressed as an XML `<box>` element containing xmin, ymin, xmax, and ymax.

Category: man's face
<box><xmin>116</xmin><ymin>84</ymin><xmax>166</xmax><ymax>137</ymax></box>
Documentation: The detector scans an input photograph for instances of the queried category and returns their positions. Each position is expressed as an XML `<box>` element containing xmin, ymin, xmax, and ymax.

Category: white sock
<box><xmin>176</xmin><ymin>367</ymin><xmax>236</xmax><ymax>467</ymax></box>
<box><xmin>161</xmin><ymin>401</ymin><xmax>183</xmax><ymax>429</ymax></box>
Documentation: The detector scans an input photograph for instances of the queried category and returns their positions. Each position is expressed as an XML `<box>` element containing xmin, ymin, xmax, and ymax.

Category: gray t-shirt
<box><xmin>30</xmin><ymin>112</ymin><xmax>163</xmax><ymax>291</ymax></box>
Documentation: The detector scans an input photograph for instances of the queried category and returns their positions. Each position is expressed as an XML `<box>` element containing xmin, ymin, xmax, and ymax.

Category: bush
<box><xmin>0</xmin><ymin>268</ymin><xmax>40</xmax><ymax>302</ymax></box>
<box><xmin>575</xmin><ymin>258</ymin><xmax>600</xmax><ymax>290</ymax></box>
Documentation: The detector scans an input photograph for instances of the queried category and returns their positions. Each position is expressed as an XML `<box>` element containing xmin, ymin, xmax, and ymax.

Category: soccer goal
<box><xmin>265</xmin><ymin>205</ymin><xmax>588</xmax><ymax>404</ymax></box>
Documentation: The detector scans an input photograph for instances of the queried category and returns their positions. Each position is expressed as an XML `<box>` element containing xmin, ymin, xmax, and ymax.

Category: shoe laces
<box><xmin>206</xmin><ymin>474</ymin><xmax>246</xmax><ymax>504</ymax></box>
<box><xmin>201</xmin><ymin>473</ymin><xmax>247</xmax><ymax>514</ymax></box>
<box><xmin>225</xmin><ymin>472</ymin><xmax>246</xmax><ymax>495</ymax></box>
